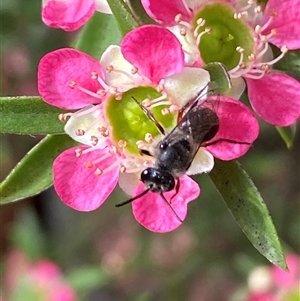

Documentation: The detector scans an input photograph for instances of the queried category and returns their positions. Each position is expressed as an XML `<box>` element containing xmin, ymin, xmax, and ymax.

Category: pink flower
<box><xmin>42</xmin><ymin>0</ymin><xmax>111</xmax><ymax>31</ymax></box>
<box><xmin>38</xmin><ymin>25</ymin><xmax>258</xmax><ymax>232</ymax></box>
<box><xmin>246</xmin><ymin>253</ymin><xmax>300</xmax><ymax>301</ymax></box>
<box><xmin>3</xmin><ymin>250</ymin><xmax>76</xmax><ymax>301</ymax></box>
<box><xmin>141</xmin><ymin>0</ymin><xmax>300</xmax><ymax>126</ymax></box>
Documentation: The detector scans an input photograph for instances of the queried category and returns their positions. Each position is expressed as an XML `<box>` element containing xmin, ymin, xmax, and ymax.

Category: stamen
<box><xmin>196</xmin><ymin>27</ymin><xmax>211</xmax><ymax>47</ymax></box>
<box><xmin>142</xmin><ymin>94</ymin><xmax>169</xmax><ymax>109</ymax></box>
<box><xmin>75</xmin><ymin>148</ymin><xmax>82</xmax><ymax>157</ymax></box>
<box><xmin>228</xmin><ymin>47</ymin><xmax>245</xmax><ymax>74</ymax></box>
<box><xmin>136</xmin><ymin>140</ymin><xmax>146</xmax><ymax>149</ymax></box>
<box><xmin>106</xmin><ymin>65</ymin><xmax>138</xmax><ymax>82</ymax></box>
<box><xmin>161</xmin><ymin>104</ymin><xmax>179</xmax><ymax>115</ymax></box>
<box><xmin>193</xmin><ymin>18</ymin><xmax>206</xmax><ymax>36</ymax></box>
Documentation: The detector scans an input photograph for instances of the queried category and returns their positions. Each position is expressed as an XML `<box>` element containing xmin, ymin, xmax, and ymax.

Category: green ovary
<box><xmin>194</xmin><ymin>2</ymin><xmax>254</xmax><ymax>70</ymax></box>
<box><xmin>105</xmin><ymin>87</ymin><xmax>176</xmax><ymax>155</ymax></box>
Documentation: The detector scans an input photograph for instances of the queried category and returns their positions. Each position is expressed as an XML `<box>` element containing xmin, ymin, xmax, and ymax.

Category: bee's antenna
<box><xmin>160</xmin><ymin>193</ymin><xmax>183</xmax><ymax>223</ymax></box>
<box><xmin>115</xmin><ymin>188</ymin><xmax>150</xmax><ymax>207</ymax></box>
<box><xmin>131</xmin><ymin>96</ymin><xmax>165</xmax><ymax>135</ymax></box>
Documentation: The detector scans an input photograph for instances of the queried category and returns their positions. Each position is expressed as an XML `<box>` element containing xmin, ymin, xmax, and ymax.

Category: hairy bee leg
<box><xmin>132</xmin><ymin>96</ymin><xmax>165</xmax><ymax>135</ymax></box>
<box><xmin>160</xmin><ymin>193</ymin><xmax>183</xmax><ymax>223</ymax></box>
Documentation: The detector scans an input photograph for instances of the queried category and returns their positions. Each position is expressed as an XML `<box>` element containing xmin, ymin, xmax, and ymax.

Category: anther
<box><xmin>120</xmin><ymin>165</ymin><xmax>126</xmax><ymax>173</ymax></box>
<box><xmin>76</xmin><ymin>129</ymin><xmax>85</xmax><ymax>136</ymax></box>
<box><xmin>118</xmin><ymin>140</ymin><xmax>127</xmax><ymax>148</ymax></box>
<box><xmin>69</xmin><ymin>80</ymin><xmax>77</xmax><ymax>88</ymax></box>
<box><xmin>196</xmin><ymin>18</ymin><xmax>205</xmax><ymax>26</ymax></box>
<box><xmin>161</xmin><ymin>107</ymin><xmax>170</xmax><ymax>115</ymax></box>
<box><xmin>236</xmin><ymin>46</ymin><xmax>245</xmax><ymax>53</ymax></box>
<box><xmin>109</xmin><ymin>146</ymin><xmax>117</xmax><ymax>154</ymax></box>
<box><xmin>106</xmin><ymin>65</ymin><xmax>114</xmax><ymax>73</ymax></box>
<box><xmin>180</xmin><ymin>27</ymin><xmax>187</xmax><ymax>36</ymax></box>
<box><xmin>90</xmin><ymin>136</ymin><xmax>98</xmax><ymax>146</ymax></box>
<box><xmin>97</xmin><ymin>89</ymin><xmax>106</xmax><ymax>97</ymax></box>
<box><xmin>98</xmin><ymin>126</ymin><xmax>109</xmax><ymax>137</ymax></box>
<box><xmin>95</xmin><ymin>168</ymin><xmax>103</xmax><ymax>176</ymax></box>
<box><xmin>281</xmin><ymin>45</ymin><xmax>288</xmax><ymax>54</ymax></box>
<box><xmin>145</xmin><ymin>133</ymin><xmax>154</xmax><ymax>143</ymax></box>
<box><xmin>58</xmin><ymin>113</ymin><xmax>71</xmax><ymax>122</ymax></box>
<box><xmin>75</xmin><ymin>148</ymin><xmax>82</xmax><ymax>157</ymax></box>
<box><xmin>175</xmin><ymin>14</ymin><xmax>182</xmax><ymax>23</ymax></box>
<box><xmin>131</xmin><ymin>67</ymin><xmax>138</xmax><ymax>74</ymax></box>
<box><xmin>85</xmin><ymin>161</ymin><xmax>93</xmax><ymax>168</ymax></box>
<box><xmin>115</xmin><ymin>92</ymin><xmax>123</xmax><ymax>100</ymax></box>
<box><xmin>271</xmin><ymin>29</ymin><xmax>277</xmax><ymax>36</ymax></box>
<box><xmin>91</xmin><ymin>71</ymin><xmax>98</xmax><ymax>79</ymax></box>
<box><xmin>269</xmin><ymin>9</ymin><xmax>277</xmax><ymax>17</ymax></box>
<box><xmin>136</xmin><ymin>140</ymin><xmax>145</xmax><ymax>149</ymax></box>
<box><xmin>254</xmin><ymin>5</ymin><xmax>262</xmax><ymax>14</ymax></box>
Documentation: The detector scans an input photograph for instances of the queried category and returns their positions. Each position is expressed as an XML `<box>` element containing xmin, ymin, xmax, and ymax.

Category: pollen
<box><xmin>90</xmin><ymin>136</ymin><xmax>98</xmax><ymax>146</ymax></box>
<box><xmin>76</xmin><ymin>129</ymin><xmax>85</xmax><ymax>136</ymax></box>
<box><xmin>91</xmin><ymin>71</ymin><xmax>98</xmax><ymax>79</ymax></box>
<box><xmin>98</xmin><ymin>126</ymin><xmax>109</xmax><ymax>137</ymax></box>
<box><xmin>85</xmin><ymin>161</ymin><xmax>93</xmax><ymax>168</ymax></box>
<box><xmin>95</xmin><ymin>168</ymin><xmax>103</xmax><ymax>176</ymax></box>
<box><xmin>69</xmin><ymin>80</ymin><xmax>77</xmax><ymax>88</ymax></box>
<box><xmin>75</xmin><ymin>148</ymin><xmax>82</xmax><ymax>157</ymax></box>
<box><xmin>118</xmin><ymin>140</ymin><xmax>127</xmax><ymax>148</ymax></box>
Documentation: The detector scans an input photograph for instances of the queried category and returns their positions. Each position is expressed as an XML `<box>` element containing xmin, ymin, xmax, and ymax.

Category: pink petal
<box><xmin>53</xmin><ymin>146</ymin><xmax>119</xmax><ymax>211</ymax></box>
<box><xmin>272</xmin><ymin>253</ymin><xmax>300</xmax><ymax>289</ymax></box>
<box><xmin>38</xmin><ymin>48</ymin><xmax>105</xmax><ymax>109</ymax></box>
<box><xmin>132</xmin><ymin>175</ymin><xmax>200</xmax><ymax>233</ymax></box>
<box><xmin>141</xmin><ymin>0</ymin><xmax>192</xmax><ymax>24</ymax></box>
<box><xmin>246</xmin><ymin>72</ymin><xmax>300</xmax><ymax>126</ymax></box>
<box><xmin>121</xmin><ymin>25</ymin><xmax>184</xmax><ymax>83</ymax></box>
<box><xmin>42</xmin><ymin>0</ymin><xmax>95</xmax><ymax>31</ymax></box>
<box><xmin>261</xmin><ymin>0</ymin><xmax>300</xmax><ymax>49</ymax></box>
<box><xmin>205</xmin><ymin>97</ymin><xmax>259</xmax><ymax>160</ymax></box>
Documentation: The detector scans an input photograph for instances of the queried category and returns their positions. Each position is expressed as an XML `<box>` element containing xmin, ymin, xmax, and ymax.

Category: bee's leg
<box><xmin>139</xmin><ymin>149</ymin><xmax>153</xmax><ymax>157</ymax></box>
<box><xmin>131</xmin><ymin>96</ymin><xmax>165</xmax><ymax>135</ymax></box>
<box><xmin>170</xmin><ymin>178</ymin><xmax>181</xmax><ymax>202</ymax></box>
<box><xmin>203</xmin><ymin>138</ymin><xmax>251</xmax><ymax>147</ymax></box>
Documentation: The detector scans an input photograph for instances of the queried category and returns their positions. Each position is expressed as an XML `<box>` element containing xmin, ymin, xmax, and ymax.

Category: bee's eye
<box><xmin>160</xmin><ymin>141</ymin><xmax>168</xmax><ymax>150</ymax></box>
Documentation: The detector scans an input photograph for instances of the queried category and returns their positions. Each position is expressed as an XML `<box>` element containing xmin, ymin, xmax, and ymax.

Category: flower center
<box><xmin>105</xmin><ymin>86</ymin><xmax>176</xmax><ymax>155</ymax></box>
<box><xmin>193</xmin><ymin>2</ymin><xmax>254</xmax><ymax>70</ymax></box>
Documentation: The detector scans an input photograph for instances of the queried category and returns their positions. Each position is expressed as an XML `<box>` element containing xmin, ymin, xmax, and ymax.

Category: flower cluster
<box><xmin>38</xmin><ymin>0</ymin><xmax>299</xmax><ymax>232</ymax></box>
<box><xmin>1</xmin><ymin>250</ymin><xmax>76</xmax><ymax>301</ymax></box>
<box><xmin>246</xmin><ymin>253</ymin><xmax>300</xmax><ymax>301</ymax></box>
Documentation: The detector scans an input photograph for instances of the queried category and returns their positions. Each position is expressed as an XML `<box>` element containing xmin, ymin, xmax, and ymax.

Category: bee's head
<box><xmin>141</xmin><ymin>167</ymin><xmax>175</xmax><ymax>193</ymax></box>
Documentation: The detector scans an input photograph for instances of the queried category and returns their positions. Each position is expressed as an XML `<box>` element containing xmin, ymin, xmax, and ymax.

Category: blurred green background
<box><xmin>0</xmin><ymin>0</ymin><xmax>299</xmax><ymax>300</ymax></box>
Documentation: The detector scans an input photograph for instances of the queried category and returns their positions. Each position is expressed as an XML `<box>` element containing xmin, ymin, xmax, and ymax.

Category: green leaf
<box><xmin>0</xmin><ymin>134</ymin><xmax>78</xmax><ymax>204</ymax></box>
<box><xmin>276</xmin><ymin>125</ymin><xmax>297</xmax><ymax>149</ymax></box>
<box><xmin>73</xmin><ymin>12</ymin><xmax>121</xmax><ymax>59</ymax></box>
<box><xmin>209</xmin><ymin>159</ymin><xmax>287</xmax><ymax>269</ymax></box>
<box><xmin>0</xmin><ymin>96</ymin><xmax>68</xmax><ymax>135</ymax></box>
<box><xmin>107</xmin><ymin>0</ymin><xmax>140</xmax><ymax>35</ymax></box>
<box><xmin>271</xmin><ymin>45</ymin><xmax>300</xmax><ymax>81</ymax></box>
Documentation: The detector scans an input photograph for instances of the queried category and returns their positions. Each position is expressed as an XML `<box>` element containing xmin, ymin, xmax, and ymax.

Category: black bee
<box><xmin>116</xmin><ymin>92</ymin><xmax>219</xmax><ymax>222</ymax></box>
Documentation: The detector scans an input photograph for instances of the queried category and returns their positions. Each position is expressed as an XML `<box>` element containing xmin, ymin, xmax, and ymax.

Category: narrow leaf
<box><xmin>107</xmin><ymin>0</ymin><xmax>140</xmax><ymax>35</ymax></box>
<box><xmin>276</xmin><ymin>125</ymin><xmax>296</xmax><ymax>149</ymax></box>
<box><xmin>127</xmin><ymin>0</ymin><xmax>156</xmax><ymax>25</ymax></box>
<box><xmin>0</xmin><ymin>134</ymin><xmax>77</xmax><ymax>204</ymax></box>
<box><xmin>0</xmin><ymin>96</ymin><xmax>67</xmax><ymax>135</ymax></box>
<box><xmin>73</xmin><ymin>12</ymin><xmax>121</xmax><ymax>59</ymax></box>
<box><xmin>209</xmin><ymin>159</ymin><xmax>287</xmax><ymax>269</ymax></box>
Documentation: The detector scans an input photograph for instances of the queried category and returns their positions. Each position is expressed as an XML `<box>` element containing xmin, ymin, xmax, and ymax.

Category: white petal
<box><xmin>100</xmin><ymin>45</ymin><xmax>143</xmax><ymax>90</ymax></box>
<box><xmin>226</xmin><ymin>77</ymin><xmax>246</xmax><ymax>99</ymax></box>
<box><xmin>94</xmin><ymin>0</ymin><xmax>112</xmax><ymax>14</ymax></box>
<box><xmin>163</xmin><ymin>67</ymin><xmax>210</xmax><ymax>107</ymax></box>
<box><xmin>168</xmin><ymin>25</ymin><xmax>198</xmax><ymax>65</ymax></box>
<box><xmin>186</xmin><ymin>148</ymin><xmax>214</xmax><ymax>175</ymax></box>
<box><xmin>64</xmin><ymin>105</ymin><xmax>107</xmax><ymax>146</ymax></box>
<box><xmin>118</xmin><ymin>171</ymin><xmax>141</xmax><ymax>196</ymax></box>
